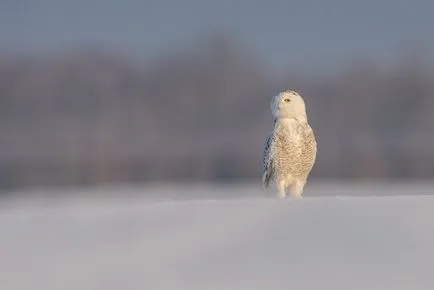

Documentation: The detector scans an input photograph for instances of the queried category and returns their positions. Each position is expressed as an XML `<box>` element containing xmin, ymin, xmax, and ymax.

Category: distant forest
<box><xmin>1</xmin><ymin>34</ymin><xmax>434</xmax><ymax>190</ymax></box>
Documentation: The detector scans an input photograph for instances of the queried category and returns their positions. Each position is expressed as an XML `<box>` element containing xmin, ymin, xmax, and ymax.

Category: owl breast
<box><xmin>271</xmin><ymin>121</ymin><xmax>316</xmax><ymax>181</ymax></box>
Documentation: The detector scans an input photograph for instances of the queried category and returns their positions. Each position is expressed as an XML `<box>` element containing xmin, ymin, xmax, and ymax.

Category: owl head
<box><xmin>271</xmin><ymin>89</ymin><xmax>307</xmax><ymax>122</ymax></box>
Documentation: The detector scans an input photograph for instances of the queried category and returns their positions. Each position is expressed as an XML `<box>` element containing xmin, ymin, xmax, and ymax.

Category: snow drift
<box><xmin>1</xmin><ymin>183</ymin><xmax>434</xmax><ymax>290</ymax></box>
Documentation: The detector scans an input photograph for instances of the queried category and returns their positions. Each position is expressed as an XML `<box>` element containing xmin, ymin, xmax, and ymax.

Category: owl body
<box><xmin>262</xmin><ymin>90</ymin><xmax>317</xmax><ymax>199</ymax></box>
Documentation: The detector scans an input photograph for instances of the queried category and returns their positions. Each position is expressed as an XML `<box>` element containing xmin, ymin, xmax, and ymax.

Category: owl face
<box><xmin>271</xmin><ymin>90</ymin><xmax>307</xmax><ymax>120</ymax></box>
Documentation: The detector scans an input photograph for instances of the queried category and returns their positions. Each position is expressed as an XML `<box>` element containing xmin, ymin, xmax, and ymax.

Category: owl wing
<box><xmin>262</xmin><ymin>132</ymin><xmax>274</xmax><ymax>188</ymax></box>
<box><xmin>301</xmin><ymin>124</ymin><xmax>317</xmax><ymax>175</ymax></box>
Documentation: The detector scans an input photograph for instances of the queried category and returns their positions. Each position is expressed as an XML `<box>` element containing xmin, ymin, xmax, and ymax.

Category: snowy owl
<box><xmin>262</xmin><ymin>89</ymin><xmax>317</xmax><ymax>199</ymax></box>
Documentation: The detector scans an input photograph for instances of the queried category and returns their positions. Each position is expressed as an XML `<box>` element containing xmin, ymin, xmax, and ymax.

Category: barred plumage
<box><xmin>262</xmin><ymin>90</ymin><xmax>317</xmax><ymax>199</ymax></box>
<box><xmin>262</xmin><ymin>120</ymin><xmax>276</xmax><ymax>188</ymax></box>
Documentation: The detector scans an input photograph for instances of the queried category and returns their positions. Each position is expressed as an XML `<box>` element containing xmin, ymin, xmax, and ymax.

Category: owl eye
<box><xmin>284</xmin><ymin>98</ymin><xmax>291</xmax><ymax>103</ymax></box>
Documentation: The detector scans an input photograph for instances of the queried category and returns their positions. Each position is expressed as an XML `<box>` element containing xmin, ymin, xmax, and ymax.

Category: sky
<box><xmin>1</xmin><ymin>0</ymin><xmax>434</xmax><ymax>73</ymax></box>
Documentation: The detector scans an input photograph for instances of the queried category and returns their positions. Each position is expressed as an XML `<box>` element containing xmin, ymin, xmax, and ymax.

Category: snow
<box><xmin>1</xmin><ymin>182</ymin><xmax>434</xmax><ymax>290</ymax></box>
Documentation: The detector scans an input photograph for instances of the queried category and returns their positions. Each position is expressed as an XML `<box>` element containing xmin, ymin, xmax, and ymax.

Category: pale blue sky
<box><xmin>1</xmin><ymin>0</ymin><xmax>433</xmax><ymax>73</ymax></box>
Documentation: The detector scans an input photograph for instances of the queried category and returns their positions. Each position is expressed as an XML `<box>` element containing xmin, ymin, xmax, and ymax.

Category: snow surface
<box><xmin>1</xmin><ymin>183</ymin><xmax>434</xmax><ymax>290</ymax></box>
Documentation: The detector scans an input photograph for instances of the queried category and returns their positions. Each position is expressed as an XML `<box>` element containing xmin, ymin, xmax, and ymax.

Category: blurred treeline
<box><xmin>1</xmin><ymin>34</ymin><xmax>434</xmax><ymax>190</ymax></box>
